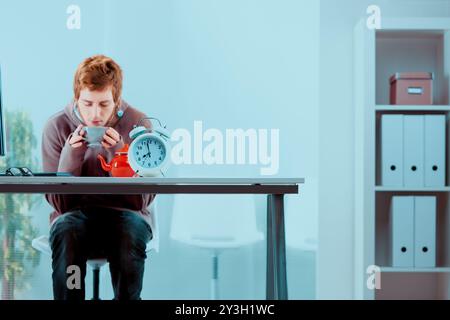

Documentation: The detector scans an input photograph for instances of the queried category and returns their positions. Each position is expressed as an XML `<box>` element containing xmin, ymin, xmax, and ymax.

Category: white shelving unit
<box><xmin>354</xmin><ymin>18</ymin><xmax>450</xmax><ymax>300</ymax></box>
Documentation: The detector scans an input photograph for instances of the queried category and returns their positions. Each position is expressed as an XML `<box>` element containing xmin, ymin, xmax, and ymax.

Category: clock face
<box><xmin>133</xmin><ymin>137</ymin><xmax>166</xmax><ymax>169</ymax></box>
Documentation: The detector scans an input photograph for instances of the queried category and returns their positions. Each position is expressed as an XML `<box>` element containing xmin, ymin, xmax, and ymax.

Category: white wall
<box><xmin>319</xmin><ymin>0</ymin><xmax>450</xmax><ymax>299</ymax></box>
<box><xmin>103</xmin><ymin>0</ymin><xmax>320</xmax><ymax>300</ymax></box>
<box><xmin>0</xmin><ymin>0</ymin><xmax>319</xmax><ymax>300</ymax></box>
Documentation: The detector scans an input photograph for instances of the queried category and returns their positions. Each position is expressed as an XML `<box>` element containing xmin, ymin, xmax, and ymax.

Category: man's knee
<box><xmin>49</xmin><ymin>211</ymin><xmax>88</xmax><ymax>248</ymax></box>
<box><xmin>122</xmin><ymin>212</ymin><xmax>152</xmax><ymax>238</ymax></box>
<box><xmin>116</xmin><ymin>213</ymin><xmax>152</xmax><ymax>252</ymax></box>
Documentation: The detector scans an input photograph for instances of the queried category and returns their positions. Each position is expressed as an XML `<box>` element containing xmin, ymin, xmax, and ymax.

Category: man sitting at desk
<box><xmin>42</xmin><ymin>55</ymin><xmax>154</xmax><ymax>300</ymax></box>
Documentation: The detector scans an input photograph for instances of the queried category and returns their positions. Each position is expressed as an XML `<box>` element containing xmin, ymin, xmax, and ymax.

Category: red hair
<box><xmin>73</xmin><ymin>55</ymin><xmax>123</xmax><ymax>104</ymax></box>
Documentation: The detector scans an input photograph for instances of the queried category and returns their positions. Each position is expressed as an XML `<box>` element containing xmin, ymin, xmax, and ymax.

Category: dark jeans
<box><xmin>49</xmin><ymin>207</ymin><xmax>153</xmax><ymax>300</ymax></box>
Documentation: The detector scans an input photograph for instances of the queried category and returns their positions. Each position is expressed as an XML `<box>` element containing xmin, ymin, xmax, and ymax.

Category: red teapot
<box><xmin>97</xmin><ymin>144</ymin><xmax>136</xmax><ymax>177</ymax></box>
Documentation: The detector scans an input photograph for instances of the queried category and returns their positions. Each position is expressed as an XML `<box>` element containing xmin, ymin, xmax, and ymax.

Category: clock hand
<box><xmin>142</xmin><ymin>142</ymin><xmax>151</xmax><ymax>159</ymax></box>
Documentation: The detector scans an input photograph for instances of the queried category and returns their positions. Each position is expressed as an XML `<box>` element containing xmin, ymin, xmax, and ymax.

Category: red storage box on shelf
<box><xmin>389</xmin><ymin>72</ymin><xmax>434</xmax><ymax>105</ymax></box>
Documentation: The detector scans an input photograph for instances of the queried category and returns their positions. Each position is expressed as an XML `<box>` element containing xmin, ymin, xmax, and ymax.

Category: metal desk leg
<box><xmin>266</xmin><ymin>195</ymin><xmax>275</xmax><ymax>299</ymax></box>
<box><xmin>266</xmin><ymin>194</ymin><xmax>288</xmax><ymax>300</ymax></box>
<box><xmin>92</xmin><ymin>267</ymin><xmax>100</xmax><ymax>300</ymax></box>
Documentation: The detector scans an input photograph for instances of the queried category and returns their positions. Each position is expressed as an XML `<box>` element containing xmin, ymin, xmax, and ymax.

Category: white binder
<box><xmin>381</xmin><ymin>115</ymin><xmax>404</xmax><ymax>186</ymax></box>
<box><xmin>424</xmin><ymin>115</ymin><xmax>446</xmax><ymax>187</ymax></box>
<box><xmin>414</xmin><ymin>196</ymin><xmax>436</xmax><ymax>267</ymax></box>
<box><xmin>403</xmin><ymin>116</ymin><xmax>425</xmax><ymax>187</ymax></box>
<box><xmin>390</xmin><ymin>196</ymin><xmax>414</xmax><ymax>267</ymax></box>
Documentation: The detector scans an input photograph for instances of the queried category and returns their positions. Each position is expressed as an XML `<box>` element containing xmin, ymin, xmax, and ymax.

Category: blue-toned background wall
<box><xmin>0</xmin><ymin>0</ymin><xmax>318</xmax><ymax>299</ymax></box>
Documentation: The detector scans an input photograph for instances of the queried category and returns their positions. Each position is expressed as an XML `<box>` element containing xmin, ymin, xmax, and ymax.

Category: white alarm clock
<box><xmin>128</xmin><ymin>117</ymin><xmax>171</xmax><ymax>177</ymax></box>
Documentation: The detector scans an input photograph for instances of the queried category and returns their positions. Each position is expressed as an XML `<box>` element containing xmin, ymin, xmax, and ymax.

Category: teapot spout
<box><xmin>97</xmin><ymin>154</ymin><xmax>112</xmax><ymax>172</ymax></box>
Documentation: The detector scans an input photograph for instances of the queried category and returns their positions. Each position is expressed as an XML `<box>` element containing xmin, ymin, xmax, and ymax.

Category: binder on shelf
<box><xmin>414</xmin><ymin>196</ymin><xmax>437</xmax><ymax>268</ymax></box>
<box><xmin>381</xmin><ymin>115</ymin><xmax>404</xmax><ymax>186</ymax></box>
<box><xmin>403</xmin><ymin>115</ymin><xmax>425</xmax><ymax>187</ymax></box>
<box><xmin>424</xmin><ymin>115</ymin><xmax>446</xmax><ymax>187</ymax></box>
<box><xmin>390</xmin><ymin>196</ymin><xmax>415</xmax><ymax>267</ymax></box>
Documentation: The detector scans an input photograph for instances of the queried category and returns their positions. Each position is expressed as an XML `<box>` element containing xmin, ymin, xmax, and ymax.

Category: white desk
<box><xmin>0</xmin><ymin>177</ymin><xmax>304</xmax><ymax>300</ymax></box>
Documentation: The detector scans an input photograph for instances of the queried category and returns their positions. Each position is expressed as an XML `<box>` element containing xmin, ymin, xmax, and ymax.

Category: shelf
<box><xmin>375</xmin><ymin>186</ymin><xmax>450</xmax><ymax>192</ymax></box>
<box><xmin>380</xmin><ymin>267</ymin><xmax>450</xmax><ymax>273</ymax></box>
<box><xmin>354</xmin><ymin>18</ymin><xmax>450</xmax><ymax>300</ymax></box>
<box><xmin>375</xmin><ymin>105</ymin><xmax>450</xmax><ymax>112</ymax></box>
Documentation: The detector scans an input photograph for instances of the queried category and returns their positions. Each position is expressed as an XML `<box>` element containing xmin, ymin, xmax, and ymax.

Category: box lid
<box><xmin>390</xmin><ymin>72</ymin><xmax>434</xmax><ymax>84</ymax></box>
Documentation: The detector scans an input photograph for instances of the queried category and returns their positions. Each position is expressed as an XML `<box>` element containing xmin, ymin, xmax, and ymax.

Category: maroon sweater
<box><xmin>42</xmin><ymin>100</ymin><xmax>155</xmax><ymax>225</ymax></box>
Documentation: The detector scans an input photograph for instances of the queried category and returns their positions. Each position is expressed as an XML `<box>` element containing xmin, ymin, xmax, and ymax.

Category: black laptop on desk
<box><xmin>0</xmin><ymin>167</ymin><xmax>72</xmax><ymax>177</ymax></box>
<box><xmin>31</xmin><ymin>172</ymin><xmax>73</xmax><ymax>177</ymax></box>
